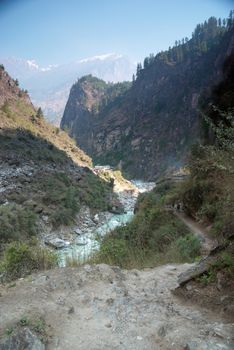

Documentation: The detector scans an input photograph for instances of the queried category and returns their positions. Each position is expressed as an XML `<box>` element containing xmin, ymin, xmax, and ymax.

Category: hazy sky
<box><xmin>0</xmin><ymin>0</ymin><xmax>232</xmax><ymax>65</ymax></box>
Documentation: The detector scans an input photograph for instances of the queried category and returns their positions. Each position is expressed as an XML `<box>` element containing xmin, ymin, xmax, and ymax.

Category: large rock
<box><xmin>0</xmin><ymin>328</ymin><xmax>45</xmax><ymax>350</ymax></box>
<box><xmin>178</xmin><ymin>255</ymin><xmax>217</xmax><ymax>286</ymax></box>
<box><xmin>45</xmin><ymin>238</ymin><xmax>70</xmax><ymax>249</ymax></box>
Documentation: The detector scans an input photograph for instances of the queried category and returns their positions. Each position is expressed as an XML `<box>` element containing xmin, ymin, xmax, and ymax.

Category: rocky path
<box><xmin>0</xmin><ymin>263</ymin><xmax>233</xmax><ymax>349</ymax></box>
<box><xmin>174</xmin><ymin>211</ymin><xmax>215</xmax><ymax>255</ymax></box>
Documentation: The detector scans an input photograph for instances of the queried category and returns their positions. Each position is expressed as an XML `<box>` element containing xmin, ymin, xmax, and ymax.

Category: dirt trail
<box><xmin>0</xmin><ymin>264</ymin><xmax>233</xmax><ymax>349</ymax></box>
<box><xmin>174</xmin><ymin>211</ymin><xmax>216</xmax><ymax>254</ymax></box>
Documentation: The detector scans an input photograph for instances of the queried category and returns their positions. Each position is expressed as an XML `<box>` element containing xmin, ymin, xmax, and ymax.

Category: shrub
<box><xmin>41</xmin><ymin>174</ymin><xmax>80</xmax><ymax>226</ymax></box>
<box><xmin>176</xmin><ymin>234</ymin><xmax>201</xmax><ymax>261</ymax></box>
<box><xmin>0</xmin><ymin>205</ymin><xmax>37</xmax><ymax>242</ymax></box>
<box><xmin>91</xmin><ymin>189</ymin><xmax>194</xmax><ymax>268</ymax></box>
<box><xmin>0</xmin><ymin>242</ymin><xmax>58</xmax><ymax>281</ymax></box>
<box><xmin>1</xmin><ymin>101</ymin><xmax>10</xmax><ymax>115</ymax></box>
<box><xmin>198</xmin><ymin>270</ymin><xmax>216</xmax><ymax>285</ymax></box>
<box><xmin>78</xmin><ymin>172</ymin><xmax>112</xmax><ymax>211</ymax></box>
<box><xmin>51</xmin><ymin>208</ymin><xmax>75</xmax><ymax>227</ymax></box>
<box><xmin>36</xmin><ymin>107</ymin><xmax>43</xmax><ymax>118</ymax></box>
<box><xmin>96</xmin><ymin>237</ymin><xmax>130</xmax><ymax>267</ymax></box>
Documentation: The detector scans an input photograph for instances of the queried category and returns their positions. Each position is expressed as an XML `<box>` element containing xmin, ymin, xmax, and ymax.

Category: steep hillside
<box><xmin>61</xmin><ymin>75</ymin><xmax>131</xmax><ymax>154</ymax></box>
<box><xmin>61</xmin><ymin>18</ymin><xmax>234</xmax><ymax>179</ymax></box>
<box><xmin>0</xmin><ymin>66</ymin><xmax>123</xmax><ymax>278</ymax></box>
<box><xmin>0</xmin><ymin>65</ymin><xmax>91</xmax><ymax>167</ymax></box>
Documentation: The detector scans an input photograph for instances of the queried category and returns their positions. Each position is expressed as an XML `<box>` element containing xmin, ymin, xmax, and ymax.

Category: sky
<box><xmin>0</xmin><ymin>0</ymin><xmax>233</xmax><ymax>65</ymax></box>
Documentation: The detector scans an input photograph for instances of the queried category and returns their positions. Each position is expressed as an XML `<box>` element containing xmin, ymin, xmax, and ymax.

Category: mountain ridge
<box><xmin>61</xmin><ymin>18</ymin><xmax>234</xmax><ymax>179</ymax></box>
<box><xmin>0</xmin><ymin>54</ymin><xmax>136</xmax><ymax>125</ymax></box>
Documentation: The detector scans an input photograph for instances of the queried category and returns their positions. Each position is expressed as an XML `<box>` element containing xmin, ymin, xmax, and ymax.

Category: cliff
<box><xmin>61</xmin><ymin>20</ymin><xmax>234</xmax><ymax>179</ymax></box>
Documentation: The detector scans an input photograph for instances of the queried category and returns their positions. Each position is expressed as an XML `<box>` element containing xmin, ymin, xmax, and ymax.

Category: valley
<box><xmin>0</xmin><ymin>9</ymin><xmax>234</xmax><ymax>350</ymax></box>
<box><xmin>57</xmin><ymin>175</ymin><xmax>155</xmax><ymax>267</ymax></box>
<box><xmin>61</xmin><ymin>21</ymin><xmax>234</xmax><ymax>179</ymax></box>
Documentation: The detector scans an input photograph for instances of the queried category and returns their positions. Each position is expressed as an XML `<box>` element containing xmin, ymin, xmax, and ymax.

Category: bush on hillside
<box><xmin>0</xmin><ymin>204</ymin><xmax>37</xmax><ymax>242</ymax></box>
<box><xmin>91</xmin><ymin>187</ymin><xmax>200</xmax><ymax>268</ymax></box>
<box><xmin>0</xmin><ymin>242</ymin><xmax>58</xmax><ymax>281</ymax></box>
<box><xmin>176</xmin><ymin>234</ymin><xmax>201</xmax><ymax>261</ymax></box>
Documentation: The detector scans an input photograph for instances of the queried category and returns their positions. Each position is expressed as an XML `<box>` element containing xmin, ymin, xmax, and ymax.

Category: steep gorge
<box><xmin>61</xmin><ymin>21</ymin><xmax>234</xmax><ymax>179</ymax></box>
<box><xmin>0</xmin><ymin>66</ymin><xmax>125</xmax><ymax>272</ymax></box>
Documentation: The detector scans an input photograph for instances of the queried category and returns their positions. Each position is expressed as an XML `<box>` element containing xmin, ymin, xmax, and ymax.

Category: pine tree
<box><xmin>136</xmin><ymin>63</ymin><xmax>142</xmax><ymax>77</ymax></box>
<box><xmin>36</xmin><ymin>107</ymin><xmax>43</xmax><ymax>118</ymax></box>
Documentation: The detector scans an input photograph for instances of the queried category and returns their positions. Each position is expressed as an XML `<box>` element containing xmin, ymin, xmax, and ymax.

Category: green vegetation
<box><xmin>0</xmin><ymin>129</ymin><xmax>69</xmax><ymax>164</ymax></box>
<box><xmin>172</xmin><ymin>55</ymin><xmax>233</xmax><ymax>286</ymax></box>
<box><xmin>0</xmin><ymin>242</ymin><xmax>58</xmax><ymax>281</ymax></box>
<box><xmin>72</xmin><ymin>75</ymin><xmax>131</xmax><ymax>116</ymax></box>
<box><xmin>0</xmin><ymin>69</ymin><xmax>119</xmax><ymax>282</ymax></box>
<box><xmin>0</xmin><ymin>96</ymin><xmax>91</xmax><ymax>167</ymax></box>
<box><xmin>0</xmin><ymin>205</ymin><xmax>37</xmax><ymax>243</ymax></box>
<box><xmin>179</xmin><ymin>48</ymin><xmax>234</xmax><ymax>241</ymax></box>
<box><xmin>39</xmin><ymin>171</ymin><xmax>114</xmax><ymax>226</ymax></box>
<box><xmin>68</xmin><ymin>17</ymin><xmax>234</xmax><ymax>180</ymax></box>
<box><xmin>36</xmin><ymin>107</ymin><xmax>44</xmax><ymax>118</ymax></box>
<box><xmin>179</xmin><ymin>145</ymin><xmax>234</xmax><ymax>240</ymax></box>
<box><xmin>3</xmin><ymin>316</ymin><xmax>47</xmax><ymax>343</ymax></box>
<box><xmin>198</xmin><ymin>250</ymin><xmax>234</xmax><ymax>286</ymax></box>
<box><xmin>138</xmin><ymin>13</ymin><xmax>234</xmax><ymax>73</ymax></box>
<box><xmin>1</xmin><ymin>101</ymin><xmax>11</xmax><ymax>117</ymax></box>
<box><xmin>176</xmin><ymin>234</ymin><xmax>201</xmax><ymax>261</ymax></box>
<box><xmin>91</xmin><ymin>184</ymin><xmax>201</xmax><ymax>268</ymax></box>
<box><xmin>41</xmin><ymin>173</ymin><xmax>80</xmax><ymax>227</ymax></box>
<box><xmin>198</xmin><ymin>270</ymin><xmax>216</xmax><ymax>285</ymax></box>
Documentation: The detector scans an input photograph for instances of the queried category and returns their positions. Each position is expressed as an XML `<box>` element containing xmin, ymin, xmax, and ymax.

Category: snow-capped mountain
<box><xmin>0</xmin><ymin>54</ymin><xmax>136</xmax><ymax>125</ymax></box>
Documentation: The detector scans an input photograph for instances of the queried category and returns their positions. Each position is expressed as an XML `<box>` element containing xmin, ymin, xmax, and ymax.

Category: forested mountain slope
<box><xmin>61</xmin><ymin>17</ymin><xmax>234</xmax><ymax>179</ymax></box>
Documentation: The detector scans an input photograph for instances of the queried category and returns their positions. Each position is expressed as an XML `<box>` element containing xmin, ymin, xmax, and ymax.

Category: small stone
<box><xmin>186</xmin><ymin>284</ymin><xmax>192</xmax><ymax>291</ymax></box>
<box><xmin>220</xmin><ymin>295</ymin><xmax>228</xmax><ymax>302</ymax></box>
<box><xmin>158</xmin><ymin>325</ymin><xmax>166</xmax><ymax>337</ymax></box>
<box><xmin>68</xmin><ymin>306</ymin><xmax>74</xmax><ymax>314</ymax></box>
<box><xmin>184</xmin><ymin>342</ymin><xmax>197</xmax><ymax>350</ymax></box>
<box><xmin>105</xmin><ymin>322</ymin><xmax>112</xmax><ymax>328</ymax></box>
<box><xmin>56</xmin><ymin>297</ymin><xmax>65</xmax><ymax>306</ymax></box>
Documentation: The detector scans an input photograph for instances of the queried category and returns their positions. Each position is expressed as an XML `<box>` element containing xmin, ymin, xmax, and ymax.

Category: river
<box><xmin>57</xmin><ymin>180</ymin><xmax>155</xmax><ymax>267</ymax></box>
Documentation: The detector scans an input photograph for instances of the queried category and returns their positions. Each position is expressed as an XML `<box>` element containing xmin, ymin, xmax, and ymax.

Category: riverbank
<box><xmin>55</xmin><ymin>179</ymin><xmax>155</xmax><ymax>266</ymax></box>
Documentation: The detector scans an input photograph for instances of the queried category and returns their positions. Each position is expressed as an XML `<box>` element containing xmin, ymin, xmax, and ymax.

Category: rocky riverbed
<box><xmin>55</xmin><ymin>180</ymin><xmax>155</xmax><ymax>266</ymax></box>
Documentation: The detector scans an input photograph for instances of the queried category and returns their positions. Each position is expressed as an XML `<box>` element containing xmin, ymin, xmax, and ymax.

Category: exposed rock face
<box><xmin>0</xmin><ymin>328</ymin><xmax>45</xmax><ymax>350</ymax></box>
<box><xmin>61</xmin><ymin>27</ymin><xmax>234</xmax><ymax>179</ymax></box>
<box><xmin>61</xmin><ymin>75</ymin><xmax>131</xmax><ymax>156</ymax></box>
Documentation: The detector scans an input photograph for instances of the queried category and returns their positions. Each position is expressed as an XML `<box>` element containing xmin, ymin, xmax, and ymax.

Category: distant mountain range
<box><xmin>0</xmin><ymin>54</ymin><xmax>136</xmax><ymax>125</ymax></box>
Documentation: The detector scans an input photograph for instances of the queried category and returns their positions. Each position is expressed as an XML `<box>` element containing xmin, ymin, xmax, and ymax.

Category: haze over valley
<box><xmin>0</xmin><ymin>54</ymin><xmax>135</xmax><ymax>125</ymax></box>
